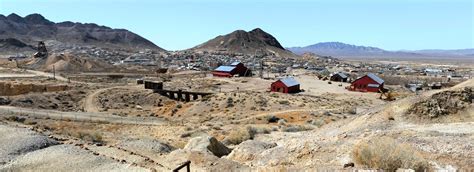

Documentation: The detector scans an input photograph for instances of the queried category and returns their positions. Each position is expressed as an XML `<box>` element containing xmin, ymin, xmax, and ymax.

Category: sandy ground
<box><xmin>0</xmin><ymin>67</ymin><xmax>472</xmax><ymax>171</ymax></box>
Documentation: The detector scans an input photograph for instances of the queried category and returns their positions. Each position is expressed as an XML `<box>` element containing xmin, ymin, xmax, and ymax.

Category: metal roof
<box><xmin>230</xmin><ymin>61</ymin><xmax>241</xmax><ymax>66</ymax></box>
<box><xmin>280</xmin><ymin>77</ymin><xmax>300</xmax><ymax>87</ymax></box>
<box><xmin>334</xmin><ymin>72</ymin><xmax>348</xmax><ymax>78</ymax></box>
<box><xmin>367</xmin><ymin>73</ymin><xmax>384</xmax><ymax>84</ymax></box>
<box><xmin>214</xmin><ymin>66</ymin><xmax>236</xmax><ymax>72</ymax></box>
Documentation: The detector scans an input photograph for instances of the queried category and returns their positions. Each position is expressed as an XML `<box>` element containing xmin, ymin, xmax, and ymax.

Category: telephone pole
<box><xmin>52</xmin><ymin>65</ymin><xmax>56</xmax><ymax>80</ymax></box>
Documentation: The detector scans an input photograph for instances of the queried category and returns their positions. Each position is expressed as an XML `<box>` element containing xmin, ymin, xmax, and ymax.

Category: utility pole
<box><xmin>52</xmin><ymin>65</ymin><xmax>56</xmax><ymax>80</ymax></box>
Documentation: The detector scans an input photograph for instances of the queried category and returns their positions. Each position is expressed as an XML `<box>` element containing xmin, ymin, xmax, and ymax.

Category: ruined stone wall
<box><xmin>0</xmin><ymin>82</ymin><xmax>68</xmax><ymax>96</ymax></box>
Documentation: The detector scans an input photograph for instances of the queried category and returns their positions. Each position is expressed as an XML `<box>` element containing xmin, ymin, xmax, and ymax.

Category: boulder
<box><xmin>0</xmin><ymin>97</ymin><xmax>11</xmax><ymax>105</ymax></box>
<box><xmin>226</xmin><ymin>140</ymin><xmax>277</xmax><ymax>162</ymax></box>
<box><xmin>184</xmin><ymin>136</ymin><xmax>231</xmax><ymax>157</ymax></box>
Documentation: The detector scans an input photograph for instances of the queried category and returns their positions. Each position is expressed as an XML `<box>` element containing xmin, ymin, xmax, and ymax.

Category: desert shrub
<box><xmin>344</xmin><ymin>106</ymin><xmax>357</xmax><ymax>114</ymax></box>
<box><xmin>5</xmin><ymin>116</ymin><xmax>26</xmax><ymax>123</ymax></box>
<box><xmin>24</xmin><ymin>119</ymin><xmax>37</xmax><ymax>125</ymax></box>
<box><xmin>66</xmin><ymin>130</ymin><xmax>104</xmax><ymax>143</ymax></box>
<box><xmin>267</xmin><ymin>115</ymin><xmax>280</xmax><ymax>123</ymax></box>
<box><xmin>278</xmin><ymin>119</ymin><xmax>287</xmax><ymax>125</ymax></box>
<box><xmin>307</xmin><ymin>119</ymin><xmax>325</xmax><ymax>127</ymax></box>
<box><xmin>352</xmin><ymin>137</ymin><xmax>429</xmax><ymax>171</ymax></box>
<box><xmin>248</xmin><ymin>126</ymin><xmax>272</xmax><ymax>134</ymax></box>
<box><xmin>279</xmin><ymin>100</ymin><xmax>290</xmax><ymax>105</ymax></box>
<box><xmin>256</xmin><ymin>99</ymin><xmax>268</xmax><ymax>107</ymax></box>
<box><xmin>176</xmin><ymin>104</ymin><xmax>182</xmax><ymax>109</ymax></box>
<box><xmin>225</xmin><ymin>127</ymin><xmax>254</xmax><ymax>145</ymax></box>
<box><xmin>224</xmin><ymin>126</ymin><xmax>271</xmax><ymax>145</ymax></box>
<box><xmin>226</xmin><ymin>97</ymin><xmax>234</xmax><ymax>108</ymax></box>
<box><xmin>281</xmin><ymin>124</ymin><xmax>314</xmax><ymax>132</ymax></box>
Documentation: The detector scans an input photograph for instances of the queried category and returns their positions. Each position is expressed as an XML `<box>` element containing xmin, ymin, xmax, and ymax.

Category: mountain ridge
<box><xmin>0</xmin><ymin>13</ymin><xmax>164</xmax><ymax>51</ymax></box>
<box><xmin>287</xmin><ymin>42</ymin><xmax>474</xmax><ymax>58</ymax></box>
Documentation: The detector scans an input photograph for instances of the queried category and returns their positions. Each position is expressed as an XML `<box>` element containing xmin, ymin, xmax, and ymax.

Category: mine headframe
<box><xmin>33</xmin><ymin>41</ymin><xmax>48</xmax><ymax>58</ymax></box>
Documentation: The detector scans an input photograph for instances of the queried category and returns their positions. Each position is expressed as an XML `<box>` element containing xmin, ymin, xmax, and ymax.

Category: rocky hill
<box><xmin>0</xmin><ymin>13</ymin><xmax>164</xmax><ymax>51</ymax></box>
<box><xmin>0</xmin><ymin>38</ymin><xmax>36</xmax><ymax>54</ymax></box>
<box><xmin>191</xmin><ymin>28</ymin><xmax>297</xmax><ymax>58</ymax></box>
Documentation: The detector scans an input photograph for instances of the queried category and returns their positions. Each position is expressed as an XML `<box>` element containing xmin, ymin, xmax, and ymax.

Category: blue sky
<box><xmin>0</xmin><ymin>0</ymin><xmax>472</xmax><ymax>51</ymax></box>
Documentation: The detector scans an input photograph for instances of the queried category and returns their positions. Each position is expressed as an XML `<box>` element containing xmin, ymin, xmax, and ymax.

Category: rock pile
<box><xmin>408</xmin><ymin>87</ymin><xmax>473</xmax><ymax>118</ymax></box>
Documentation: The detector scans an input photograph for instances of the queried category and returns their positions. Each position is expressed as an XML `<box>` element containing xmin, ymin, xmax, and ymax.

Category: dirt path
<box><xmin>83</xmin><ymin>85</ymin><xmax>142</xmax><ymax>113</ymax></box>
<box><xmin>25</xmin><ymin>69</ymin><xmax>70</xmax><ymax>82</ymax></box>
<box><xmin>0</xmin><ymin>106</ymin><xmax>165</xmax><ymax>126</ymax></box>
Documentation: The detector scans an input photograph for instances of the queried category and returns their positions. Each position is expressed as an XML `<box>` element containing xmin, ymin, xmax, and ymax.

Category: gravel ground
<box><xmin>0</xmin><ymin>124</ymin><xmax>58</xmax><ymax>165</ymax></box>
<box><xmin>0</xmin><ymin>144</ymin><xmax>148</xmax><ymax>172</ymax></box>
<box><xmin>117</xmin><ymin>138</ymin><xmax>175</xmax><ymax>155</ymax></box>
<box><xmin>0</xmin><ymin>124</ymin><xmax>148</xmax><ymax>171</ymax></box>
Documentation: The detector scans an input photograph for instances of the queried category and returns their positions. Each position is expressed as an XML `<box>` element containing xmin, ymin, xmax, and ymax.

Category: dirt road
<box><xmin>83</xmin><ymin>85</ymin><xmax>143</xmax><ymax>113</ymax></box>
<box><xmin>25</xmin><ymin>69</ymin><xmax>70</xmax><ymax>82</ymax></box>
<box><xmin>0</xmin><ymin>106</ymin><xmax>165</xmax><ymax>126</ymax></box>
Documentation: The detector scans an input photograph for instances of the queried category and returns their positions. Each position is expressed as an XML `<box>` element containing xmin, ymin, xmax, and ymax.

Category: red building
<box><xmin>349</xmin><ymin>73</ymin><xmax>384</xmax><ymax>92</ymax></box>
<box><xmin>212</xmin><ymin>62</ymin><xmax>251</xmax><ymax>77</ymax></box>
<box><xmin>271</xmin><ymin>77</ymin><xmax>300</xmax><ymax>94</ymax></box>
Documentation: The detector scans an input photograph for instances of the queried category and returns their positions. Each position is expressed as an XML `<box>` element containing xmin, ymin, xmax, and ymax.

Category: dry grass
<box><xmin>63</xmin><ymin>130</ymin><xmax>104</xmax><ymax>143</ymax></box>
<box><xmin>352</xmin><ymin>137</ymin><xmax>429</xmax><ymax>171</ymax></box>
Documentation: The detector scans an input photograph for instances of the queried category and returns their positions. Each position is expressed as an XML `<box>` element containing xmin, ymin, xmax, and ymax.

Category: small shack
<box><xmin>349</xmin><ymin>73</ymin><xmax>384</xmax><ymax>92</ymax></box>
<box><xmin>212</xmin><ymin>62</ymin><xmax>251</xmax><ymax>77</ymax></box>
<box><xmin>330</xmin><ymin>72</ymin><xmax>348</xmax><ymax>82</ymax></box>
<box><xmin>271</xmin><ymin>77</ymin><xmax>300</xmax><ymax>94</ymax></box>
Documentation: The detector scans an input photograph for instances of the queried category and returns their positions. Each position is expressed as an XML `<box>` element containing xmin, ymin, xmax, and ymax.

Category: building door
<box><xmin>278</xmin><ymin>87</ymin><xmax>284</xmax><ymax>93</ymax></box>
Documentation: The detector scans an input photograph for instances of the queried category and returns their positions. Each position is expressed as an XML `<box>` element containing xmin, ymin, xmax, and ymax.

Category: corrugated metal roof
<box><xmin>335</xmin><ymin>72</ymin><xmax>348</xmax><ymax>78</ymax></box>
<box><xmin>367</xmin><ymin>73</ymin><xmax>384</xmax><ymax>84</ymax></box>
<box><xmin>230</xmin><ymin>61</ymin><xmax>241</xmax><ymax>66</ymax></box>
<box><xmin>214</xmin><ymin>66</ymin><xmax>236</xmax><ymax>72</ymax></box>
<box><xmin>280</xmin><ymin>77</ymin><xmax>300</xmax><ymax>87</ymax></box>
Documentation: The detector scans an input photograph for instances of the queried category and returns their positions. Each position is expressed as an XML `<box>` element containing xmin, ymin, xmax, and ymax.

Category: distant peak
<box><xmin>24</xmin><ymin>13</ymin><xmax>53</xmax><ymax>25</ymax></box>
<box><xmin>7</xmin><ymin>13</ymin><xmax>21</xmax><ymax>18</ymax></box>
<box><xmin>251</xmin><ymin>28</ymin><xmax>264</xmax><ymax>32</ymax></box>
<box><xmin>250</xmin><ymin>28</ymin><xmax>270</xmax><ymax>35</ymax></box>
<box><xmin>6</xmin><ymin>13</ymin><xmax>24</xmax><ymax>22</ymax></box>
<box><xmin>232</xmin><ymin>29</ymin><xmax>247</xmax><ymax>33</ymax></box>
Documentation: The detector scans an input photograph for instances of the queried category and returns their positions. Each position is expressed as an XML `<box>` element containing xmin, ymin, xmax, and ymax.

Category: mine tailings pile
<box><xmin>0</xmin><ymin>81</ymin><xmax>68</xmax><ymax>96</ymax></box>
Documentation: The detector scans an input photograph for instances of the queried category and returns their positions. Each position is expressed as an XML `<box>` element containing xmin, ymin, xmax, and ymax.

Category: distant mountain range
<box><xmin>191</xmin><ymin>28</ymin><xmax>297</xmax><ymax>58</ymax></box>
<box><xmin>0</xmin><ymin>13</ymin><xmax>164</xmax><ymax>51</ymax></box>
<box><xmin>287</xmin><ymin>42</ymin><xmax>474</xmax><ymax>59</ymax></box>
<box><xmin>2</xmin><ymin>13</ymin><xmax>471</xmax><ymax>60</ymax></box>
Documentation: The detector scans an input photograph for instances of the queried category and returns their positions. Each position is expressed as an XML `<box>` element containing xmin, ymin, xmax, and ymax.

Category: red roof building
<box><xmin>212</xmin><ymin>62</ymin><xmax>251</xmax><ymax>77</ymax></box>
<box><xmin>271</xmin><ymin>77</ymin><xmax>300</xmax><ymax>94</ymax></box>
<box><xmin>348</xmin><ymin>73</ymin><xmax>384</xmax><ymax>92</ymax></box>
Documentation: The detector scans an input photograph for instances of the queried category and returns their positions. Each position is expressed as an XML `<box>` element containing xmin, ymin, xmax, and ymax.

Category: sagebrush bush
<box><xmin>352</xmin><ymin>137</ymin><xmax>429</xmax><ymax>171</ymax></box>
<box><xmin>281</xmin><ymin>124</ymin><xmax>314</xmax><ymax>132</ymax></box>
<box><xmin>224</xmin><ymin>126</ymin><xmax>272</xmax><ymax>145</ymax></box>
